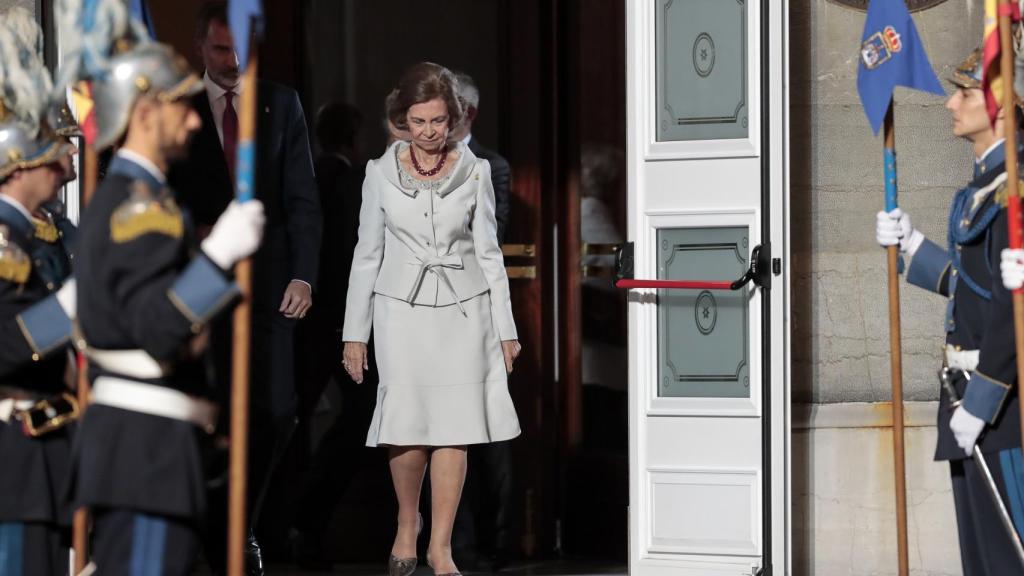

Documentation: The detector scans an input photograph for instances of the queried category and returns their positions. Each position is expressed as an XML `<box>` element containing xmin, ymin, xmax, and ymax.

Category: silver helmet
<box><xmin>0</xmin><ymin>116</ymin><xmax>70</xmax><ymax>182</ymax></box>
<box><xmin>47</xmin><ymin>97</ymin><xmax>81</xmax><ymax>137</ymax></box>
<box><xmin>89</xmin><ymin>42</ymin><xmax>202</xmax><ymax>151</ymax></box>
<box><xmin>0</xmin><ymin>8</ymin><xmax>71</xmax><ymax>181</ymax></box>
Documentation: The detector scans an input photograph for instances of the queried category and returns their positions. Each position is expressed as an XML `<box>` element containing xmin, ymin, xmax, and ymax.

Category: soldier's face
<box><xmin>16</xmin><ymin>163</ymin><xmax>63</xmax><ymax>209</ymax></box>
<box><xmin>199</xmin><ymin>21</ymin><xmax>240</xmax><ymax>89</ymax></box>
<box><xmin>58</xmin><ymin>139</ymin><xmax>78</xmax><ymax>185</ymax></box>
<box><xmin>946</xmin><ymin>88</ymin><xmax>995</xmax><ymax>141</ymax></box>
<box><xmin>158</xmin><ymin>100</ymin><xmax>202</xmax><ymax>162</ymax></box>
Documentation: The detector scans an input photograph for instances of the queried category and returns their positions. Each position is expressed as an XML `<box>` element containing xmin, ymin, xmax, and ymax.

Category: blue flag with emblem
<box><xmin>856</xmin><ymin>0</ymin><xmax>944</xmax><ymax>134</ymax></box>
<box><xmin>229</xmin><ymin>0</ymin><xmax>263</xmax><ymax>73</ymax></box>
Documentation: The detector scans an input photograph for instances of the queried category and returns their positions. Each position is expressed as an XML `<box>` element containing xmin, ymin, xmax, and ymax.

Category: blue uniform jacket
<box><xmin>906</xmin><ymin>141</ymin><xmax>1022</xmax><ymax>460</ymax></box>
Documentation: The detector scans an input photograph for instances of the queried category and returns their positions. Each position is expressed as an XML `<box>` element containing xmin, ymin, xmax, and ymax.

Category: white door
<box><xmin>624</xmin><ymin>1</ymin><xmax>788</xmax><ymax>575</ymax></box>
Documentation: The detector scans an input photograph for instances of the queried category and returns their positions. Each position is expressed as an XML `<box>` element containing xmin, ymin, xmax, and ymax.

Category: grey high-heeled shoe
<box><xmin>387</xmin><ymin>512</ymin><xmax>424</xmax><ymax>576</ymax></box>
<box><xmin>426</xmin><ymin>559</ymin><xmax>461</xmax><ymax>575</ymax></box>
<box><xmin>387</xmin><ymin>555</ymin><xmax>417</xmax><ymax>576</ymax></box>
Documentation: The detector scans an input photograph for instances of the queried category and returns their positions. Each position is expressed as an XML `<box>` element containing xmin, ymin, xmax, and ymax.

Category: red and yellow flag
<box><xmin>983</xmin><ymin>0</ymin><xmax>1003</xmax><ymax>127</ymax></box>
<box><xmin>983</xmin><ymin>0</ymin><xmax>1022</xmax><ymax>126</ymax></box>
<box><xmin>71</xmin><ymin>81</ymin><xmax>97</xmax><ymax>146</ymax></box>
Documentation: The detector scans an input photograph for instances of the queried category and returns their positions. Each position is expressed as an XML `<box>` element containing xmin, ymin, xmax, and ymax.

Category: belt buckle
<box><xmin>938</xmin><ymin>366</ymin><xmax>965</xmax><ymax>409</ymax></box>
<box><xmin>16</xmin><ymin>393</ymin><xmax>80</xmax><ymax>437</ymax></box>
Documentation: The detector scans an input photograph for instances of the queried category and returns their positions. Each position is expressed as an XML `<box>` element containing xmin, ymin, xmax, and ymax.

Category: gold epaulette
<box><xmin>33</xmin><ymin>216</ymin><xmax>59</xmax><ymax>243</ymax></box>
<box><xmin>995</xmin><ymin>180</ymin><xmax>1024</xmax><ymax>208</ymax></box>
<box><xmin>0</xmin><ymin>225</ymin><xmax>31</xmax><ymax>284</ymax></box>
<box><xmin>110</xmin><ymin>182</ymin><xmax>184</xmax><ymax>243</ymax></box>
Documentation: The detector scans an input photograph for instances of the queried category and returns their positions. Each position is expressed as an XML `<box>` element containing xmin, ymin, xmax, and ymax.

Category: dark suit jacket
<box><xmin>169</xmin><ymin>80</ymin><xmax>321</xmax><ymax>425</ymax></box>
<box><xmin>171</xmin><ymin>80</ymin><xmax>322</xmax><ymax>316</ymax></box>
<box><xmin>468</xmin><ymin>138</ymin><xmax>510</xmax><ymax>243</ymax></box>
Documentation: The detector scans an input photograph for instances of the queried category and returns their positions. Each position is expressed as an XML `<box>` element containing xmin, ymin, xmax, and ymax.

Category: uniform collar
<box><xmin>975</xmin><ymin>139</ymin><xmax>1007</xmax><ymax>179</ymax></box>
<box><xmin>110</xmin><ymin>150</ymin><xmax>167</xmax><ymax>192</ymax></box>
<box><xmin>0</xmin><ymin>194</ymin><xmax>34</xmax><ymax>238</ymax></box>
<box><xmin>378</xmin><ymin>140</ymin><xmax>477</xmax><ymax>198</ymax></box>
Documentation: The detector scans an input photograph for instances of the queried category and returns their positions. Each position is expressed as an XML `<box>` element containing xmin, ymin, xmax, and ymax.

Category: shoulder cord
<box><xmin>949</xmin><ymin>186</ymin><xmax>1001</xmax><ymax>301</ymax></box>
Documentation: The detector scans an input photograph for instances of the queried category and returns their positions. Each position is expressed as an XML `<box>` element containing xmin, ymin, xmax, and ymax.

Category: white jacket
<box><xmin>342</xmin><ymin>142</ymin><xmax>517</xmax><ymax>343</ymax></box>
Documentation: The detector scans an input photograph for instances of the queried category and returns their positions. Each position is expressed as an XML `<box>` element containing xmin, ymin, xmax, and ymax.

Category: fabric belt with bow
<box><xmin>407</xmin><ymin>254</ymin><xmax>468</xmax><ymax>316</ymax></box>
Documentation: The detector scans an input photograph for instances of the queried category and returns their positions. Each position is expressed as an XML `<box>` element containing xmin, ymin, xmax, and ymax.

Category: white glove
<box><xmin>200</xmin><ymin>200</ymin><xmax>266</xmax><ymax>270</ymax></box>
<box><xmin>950</xmin><ymin>405</ymin><xmax>986</xmax><ymax>456</ymax></box>
<box><xmin>1001</xmin><ymin>248</ymin><xmax>1024</xmax><ymax>290</ymax></box>
<box><xmin>875</xmin><ymin>209</ymin><xmax>924</xmax><ymax>257</ymax></box>
<box><xmin>56</xmin><ymin>278</ymin><xmax>76</xmax><ymax>318</ymax></box>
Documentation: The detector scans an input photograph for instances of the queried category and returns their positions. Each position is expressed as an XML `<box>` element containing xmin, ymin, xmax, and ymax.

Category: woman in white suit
<box><xmin>342</xmin><ymin>62</ymin><xmax>521</xmax><ymax>576</ymax></box>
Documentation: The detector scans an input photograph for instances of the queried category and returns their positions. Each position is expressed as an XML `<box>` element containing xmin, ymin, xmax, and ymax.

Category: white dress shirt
<box><xmin>203</xmin><ymin>72</ymin><xmax>310</xmax><ymax>292</ymax></box>
<box><xmin>203</xmin><ymin>71</ymin><xmax>243</xmax><ymax>148</ymax></box>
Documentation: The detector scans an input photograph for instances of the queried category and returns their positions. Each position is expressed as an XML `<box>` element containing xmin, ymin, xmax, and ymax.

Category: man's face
<box><xmin>449</xmin><ymin>105</ymin><xmax>476</xmax><ymax>141</ymax></box>
<box><xmin>58</xmin><ymin>139</ymin><xmax>78</xmax><ymax>186</ymax></box>
<box><xmin>16</xmin><ymin>162</ymin><xmax>64</xmax><ymax>208</ymax></box>
<box><xmin>946</xmin><ymin>87</ymin><xmax>994</xmax><ymax>141</ymax></box>
<box><xmin>198</xmin><ymin>20</ymin><xmax>240</xmax><ymax>88</ymax></box>
<box><xmin>157</xmin><ymin>100</ymin><xmax>202</xmax><ymax>162</ymax></box>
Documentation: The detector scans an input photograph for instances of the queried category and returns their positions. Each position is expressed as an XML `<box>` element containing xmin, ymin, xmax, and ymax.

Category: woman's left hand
<box><xmin>501</xmin><ymin>340</ymin><xmax>522</xmax><ymax>375</ymax></box>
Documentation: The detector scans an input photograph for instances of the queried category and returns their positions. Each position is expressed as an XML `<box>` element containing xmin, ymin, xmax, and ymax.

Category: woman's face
<box><xmin>406</xmin><ymin>98</ymin><xmax>449</xmax><ymax>152</ymax></box>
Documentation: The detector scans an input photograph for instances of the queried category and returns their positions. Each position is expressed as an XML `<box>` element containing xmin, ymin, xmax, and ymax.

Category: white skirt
<box><xmin>366</xmin><ymin>292</ymin><xmax>521</xmax><ymax>447</ymax></box>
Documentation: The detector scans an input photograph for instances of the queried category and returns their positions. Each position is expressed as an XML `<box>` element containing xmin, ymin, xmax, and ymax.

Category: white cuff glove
<box><xmin>56</xmin><ymin>278</ymin><xmax>76</xmax><ymax>319</ymax></box>
<box><xmin>200</xmin><ymin>200</ymin><xmax>266</xmax><ymax>270</ymax></box>
<box><xmin>950</xmin><ymin>405</ymin><xmax>986</xmax><ymax>456</ymax></box>
<box><xmin>1001</xmin><ymin>248</ymin><xmax>1024</xmax><ymax>290</ymax></box>
<box><xmin>875</xmin><ymin>209</ymin><xmax>924</xmax><ymax>257</ymax></box>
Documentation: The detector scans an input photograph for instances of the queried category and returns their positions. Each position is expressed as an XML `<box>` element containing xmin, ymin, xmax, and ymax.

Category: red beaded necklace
<box><xmin>410</xmin><ymin>144</ymin><xmax>449</xmax><ymax>177</ymax></box>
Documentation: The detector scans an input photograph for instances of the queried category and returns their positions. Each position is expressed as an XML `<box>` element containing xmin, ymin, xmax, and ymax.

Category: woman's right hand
<box><xmin>342</xmin><ymin>341</ymin><xmax>369</xmax><ymax>384</ymax></box>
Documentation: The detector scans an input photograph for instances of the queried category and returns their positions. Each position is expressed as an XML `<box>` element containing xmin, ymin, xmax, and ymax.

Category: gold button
<box><xmin>31</xmin><ymin>353</ymin><xmax>39</xmax><ymax>361</ymax></box>
<box><xmin>46</xmin><ymin>283</ymin><xmax>54</xmax><ymax>290</ymax></box>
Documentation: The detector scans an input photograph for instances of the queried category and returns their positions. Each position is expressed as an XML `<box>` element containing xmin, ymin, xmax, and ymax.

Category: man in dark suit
<box><xmin>169</xmin><ymin>3</ymin><xmax>321</xmax><ymax>574</ymax></box>
<box><xmin>289</xmin><ymin>101</ymin><xmax>380</xmax><ymax>569</ymax></box>
<box><xmin>453</xmin><ymin>72</ymin><xmax>510</xmax><ymax>243</ymax></box>
<box><xmin>448</xmin><ymin>72</ymin><xmax>514</xmax><ymax>571</ymax></box>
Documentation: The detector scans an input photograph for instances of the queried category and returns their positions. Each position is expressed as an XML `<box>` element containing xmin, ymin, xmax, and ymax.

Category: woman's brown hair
<box><xmin>386</xmin><ymin>62</ymin><xmax>464</xmax><ymax>133</ymax></box>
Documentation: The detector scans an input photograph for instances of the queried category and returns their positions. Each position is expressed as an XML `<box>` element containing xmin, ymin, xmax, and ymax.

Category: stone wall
<box><xmin>790</xmin><ymin>0</ymin><xmax>981</xmax><ymax>404</ymax></box>
<box><xmin>789</xmin><ymin>2</ymin><xmax>986</xmax><ymax>574</ymax></box>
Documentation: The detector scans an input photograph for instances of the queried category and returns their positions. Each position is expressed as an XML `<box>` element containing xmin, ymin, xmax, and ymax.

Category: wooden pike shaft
<box><xmin>72</xmin><ymin>144</ymin><xmax>99</xmax><ymax>575</ymax></box>
<box><xmin>884</xmin><ymin>104</ymin><xmax>910</xmax><ymax>576</ymax></box>
<box><xmin>998</xmin><ymin>0</ymin><xmax>1024</xmax><ymax>482</ymax></box>
<box><xmin>227</xmin><ymin>48</ymin><xmax>258</xmax><ymax>576</ymax></box>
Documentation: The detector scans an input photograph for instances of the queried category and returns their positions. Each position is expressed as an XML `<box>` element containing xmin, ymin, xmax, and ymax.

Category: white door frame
<box><xmin>625</xmin><ymin>1</ymin><xmax>790</xmax><ymax>574</ymax></box>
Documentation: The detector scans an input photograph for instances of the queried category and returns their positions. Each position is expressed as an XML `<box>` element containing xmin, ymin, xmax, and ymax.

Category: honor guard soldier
<box><xmin>877</xmin><ymin>49</ymin><xmax>1024</xmax><ymax>574</ymax></box>
<box><xmin>0</xmin><ymin>12</ymin><xmax>80</xmax><ymax>575</ymax></box>
<box><xmin>66</xmin><ymin>41</ymin><xmax>265</xmax><ymax>574</ymax></box>
<box><xmin>32</xmin><ymin>99</ymin><xmax>83</xmax><ymax>282</ymax></box>
<box><xmin>30</xmin><ymin>101</ymin><xmax>80</xmax><ymax>295</ymax></box>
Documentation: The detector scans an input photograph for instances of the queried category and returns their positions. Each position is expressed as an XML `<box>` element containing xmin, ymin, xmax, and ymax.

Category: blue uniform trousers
<box><xmin>951</xmin><ymin>447</ymin><xmax>1024</xmax><ymax>576</ymax></box>
<box><xmin>91</xmin><ymin>509</ymin><xmax>199</xmax><ymax>576</ymax></box>
<box><xmin>0</xmin><ymin>522</ymin><xmax>66</xmax><ymax>576</ymax></box>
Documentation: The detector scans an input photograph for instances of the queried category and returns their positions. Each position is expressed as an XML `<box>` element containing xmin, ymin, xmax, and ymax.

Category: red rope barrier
<box><xmin>615</xmin><ymin>279</ymin><xmax>735</xmax><ymax>290</ymax></box>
